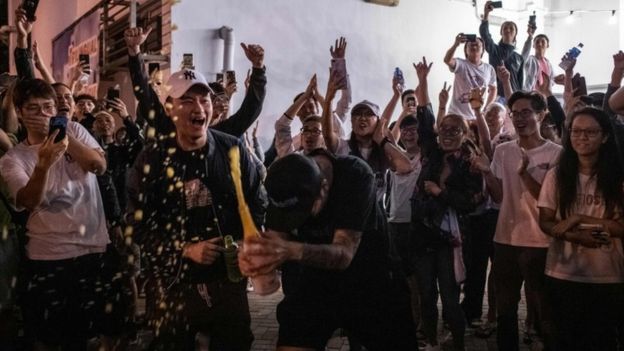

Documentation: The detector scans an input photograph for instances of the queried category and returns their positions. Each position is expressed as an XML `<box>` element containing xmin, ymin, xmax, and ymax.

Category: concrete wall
<box><xmin>7</xmin><ymin>0</ymin><xmax>624</xmax><ymax>141</ymax></box>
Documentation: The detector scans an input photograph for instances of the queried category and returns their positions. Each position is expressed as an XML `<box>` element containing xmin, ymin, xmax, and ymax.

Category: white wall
<box><xmin>171</xmin><ymin>0</ymin><xmax>624</xmax><ymax>144</ymax></box>
<box><xmin>171</xmin><ymin>0</ymin><xmax>490</xmax><ymax>143</ymax></box>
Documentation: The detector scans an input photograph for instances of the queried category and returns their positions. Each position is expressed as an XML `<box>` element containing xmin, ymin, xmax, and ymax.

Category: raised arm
<box><xmin>605</xmin><ymin>51</ymin><xmax>624</xmax><ymax>117</ymax></box>
<box><xmin>212</xmin><ymin>43</ymin><xmax>267</xmax><ymax>137</ymax></box>
<box><xmin>275</xmin><ymin>75</ymin><xmax>316</xmax><ymax>157</ymax></box>
<box><xmin>521</xmin><ymin>26</ymin><xmax>535</xmax><ymax>61</ymax></box>
<box><xmin>321</xmin><ymin>71</ymin><xmax>341</xmax><ymax>153</ymax></box>
<box><xmin>437</xmin><ymin>82</ymin><xmax>451</xmax><ymax>121</ymax></box>
<box><xmin>496</xmin><ymin>65</ymin><xmax>513</xmax><ymax>101</ymax></box>
<box><xmin>444</xmin><ymin>34</ymin><xmax>465</xmax><ymax>71</ymax></box>
<box><xmin>14</xmin><ymin>7</ymin><xmax>34</xmax><ymax>80</ymax></box>
<box><xmin>470</xmin><ymin>87</ymin><xmax>494</xmax><ymax>158</ymax></box>
<box><xmin>479</xmin><ymin>1</ymin><xmax>498</xmax><ymax>55</ymax></box>
<box><xmin>414</xmin><ymin>56</ymin><xmax>432</xmax><ymax>106</ymax></box>
<box><xmin>330</xmin><ymin>37</ymin><xmax>351</xmax><ymax>121</ymax></box>
<box><xmin>32</xmin><ymin>41</ymin><xmax>55</xmax><ymax>84</ymax></box>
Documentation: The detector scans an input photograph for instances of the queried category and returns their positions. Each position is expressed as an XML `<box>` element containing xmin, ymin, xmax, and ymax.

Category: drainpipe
<box><xmin>218</xmin><ymin>26</ymin><xmax>234</xmax><ymax>72</ymax></box>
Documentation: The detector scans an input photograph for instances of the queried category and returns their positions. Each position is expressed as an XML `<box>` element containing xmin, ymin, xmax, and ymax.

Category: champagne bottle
<box><xmin>224</xmin><ymin>235</ymin><xmax>243</xmax><ymax>283</ymax></box>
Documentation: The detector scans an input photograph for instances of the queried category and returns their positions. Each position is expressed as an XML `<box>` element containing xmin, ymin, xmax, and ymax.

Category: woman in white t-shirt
<box><xmin>538</xmin><ymin>107</ymin><xmax>624</xmax><ymax>351</ymax></box>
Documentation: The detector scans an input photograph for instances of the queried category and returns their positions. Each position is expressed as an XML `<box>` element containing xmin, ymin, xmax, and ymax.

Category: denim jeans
<box><xmin>493</xmin><ymin>243</ymin><xmax>553</xmax><ymax>351</ymax></box>
<box><xmin>414</xmin><ymin>245</ymin><xmax>465</xmax><ymax>348</ymax></box>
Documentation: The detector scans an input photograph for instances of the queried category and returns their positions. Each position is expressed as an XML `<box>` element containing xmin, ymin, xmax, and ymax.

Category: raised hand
<box><xmin>32</xmin><ymin>41</ymin><xmax>42</xmax><ymax>66</ymax></box>
<box><xmin>613</xmin><ymin>50</ymin><xmax>624</xmax><ymax>72</ymax></box>
<box><xmin>469</xmin><ymin>87</ymin><xmax>486</xmax><ymax>111</ymax></box>
<box><xmin>224</xmin><ymin>79</ymin><xmax>237</xmax><ymax>98</ymax></box>
<box><xmin>424</xmin><ymin>180</ymin><xmax>442</xmax><ymax>196</ymax></box>
<box><xmin>483</xmin><ymin>1</ymin><xmax>494</xmax><ymax>19</ymax></box>
<box><xmin>497</xmin><ymin>65</ymin><xmax>511</xmax><ymax>83</ymax></box>
<box><xmin>330</xmin><ymin>37</ymin><xmax>347</xmax><ymax>59</ymax></box>
<box><xmin>240</xmin><ymin>43</ymin><xmax>265</xmax><ymax>68</ymax></box>
<box><xmin>124</xmin><ymin>26</ymin><xmax>152</xmax><ymax>56</ymax></box>
<box><xmin>108</xmin><ymin>98</ymin><xmax>129</xmax><ymax>118</ymax></box>
<box><xmin>15</xmin><ymin>7</ymin><xmax>33</xmax><ymax>38</ymax></box>
<box><xmin>454</xmin><ymin>33</ymin><xmax>467</xmax><ymax>46</ymax></box>
<box><xmin>439</xmin><ymin>82</ymin><xmax>452</xmax><ymax>109</ymax></box>
<box><xmin>305</xmin><ymin>74</ymin><xmax>318</xmax><ymax>98</ymax></box>
<box><xmin>527</xmin><ymin>24</ymin><xmax>536</xmax><ymax>37</ymax></box>
<box><xmin>413</xmin><ymin>56</ymin><xmax>433</xmax><ymax>81</ymax></box>
<box><xmin>252</xmin><ymin>120</ymin><xmax>260</xmax><ymax>139</ymax></box>
<box><xmin>392</xmin><ymin>75</ymin><xmax>403</xmax><ymax>95</ymax></box>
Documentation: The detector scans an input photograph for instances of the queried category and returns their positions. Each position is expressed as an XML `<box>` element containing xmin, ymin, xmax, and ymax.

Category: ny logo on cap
<box><xmin>184</xmin><ymin>70</ymin><xmax>196</xmax><ymax>80</ymax></box>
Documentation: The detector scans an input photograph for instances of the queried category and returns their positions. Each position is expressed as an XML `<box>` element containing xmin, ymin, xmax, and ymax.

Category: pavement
<box><xmin>248</xmin><ymin>285</ymin><xmax>534</xmax><ymax>351</ymax></box>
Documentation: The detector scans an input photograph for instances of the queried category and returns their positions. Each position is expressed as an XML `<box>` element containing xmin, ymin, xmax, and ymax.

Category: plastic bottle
<box><xmin>559</xmin><ymin>43</ymin><xmax>584</xmax><ymax>70</ymax></box>
<box><xmin>224</xmin><ymin>235</ymin><xmax>243</xmax><ymax>283</ymax></box>
<box><xmin>394</xmin><ymin>67</ymin><xmax>405</xmax><ymax>87</ymax></box>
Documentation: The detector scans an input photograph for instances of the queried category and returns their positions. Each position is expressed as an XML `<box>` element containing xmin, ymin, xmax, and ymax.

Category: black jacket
<box><xmin>128</xmin><ymin>54</ymin><xmax>266</xmax><ymax>139</ymax></box>
<box><xmin>480</xmin><ymin>21</ymin><xmax>524</xmax><ymax>97</ymax></box>
<box><xmin>126</xmin><ymin>129</ymin><xmax>266</xmax><ymax>284</ymax></box>
<box><xmin>411</xmin><ymin>146</ymin><xmax>484</xmax><ymax>251</ymax></box>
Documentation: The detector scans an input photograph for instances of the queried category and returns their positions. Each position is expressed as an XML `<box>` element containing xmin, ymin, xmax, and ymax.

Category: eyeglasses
<box><xmin>401</xmin><ymin>126</ymin><xmax>419</xmax><ymax>135</ymax></box>
<box><xmin>301</xmin><ymin>127</ymin><xmax>322</xmax><ymax>136</ymax></box>
<box><xmin>438</xmin><ymin>127</ymin><xmax>463</xmax><ymax>137</ymax></box>
<box><xmin>510</xmin><ymin>108</ymin><xmax>536</xmax><ymax>119</ymax></box>
<box><xmin>23</xmin><ymin>103</ymin><xmax>56</xmax><ymax>115</ymax></box>
<box><xmin>570</xmin><ymin>128</ymin><xmax>602</xmax><ymax>138</ymax></box>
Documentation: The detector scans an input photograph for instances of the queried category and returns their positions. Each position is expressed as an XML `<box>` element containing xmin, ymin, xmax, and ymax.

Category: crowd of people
<box><xmin>1</xmin><ymin>1</ymin><xmax>624</xmax><ymax>350</ymax></box>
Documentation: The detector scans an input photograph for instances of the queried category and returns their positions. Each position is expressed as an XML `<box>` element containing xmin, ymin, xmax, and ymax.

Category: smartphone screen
<box><xmin>182</xmin><ymin>53</ymin><xmax>194</xmax><ymax>70</ymax></box>
<box><xmin>491</xmin><ymin>1</ymin><xmax>503</xmax><ymax>8</ymax></box>
<box><xmin>22</xmin><ymin>0</ymin><xmax>39</xmax><ymax>21</ymax></box>
<box><xmin>79</xmin><ymin>54</ymin><xmax>90</xmax><ymax>74</ymax></box>
<box><xmin>49</xmin><ymin>116</ymin><xmax>67</xmax><ymax>142</ymax></box>
<box><xmin>216</xmin><ymin>73</ymin><xmax>224</xmax><ymax>83</ymax></box>
<box><xmin>107</xmin><ymin>87</ymin><xmax>120</xmax><ymax>101</ymax></box>
<box><xmin>226</xmin><ymin>70</ymin><xmax>237</xmax><ymax>85</ymax></box>
<box><xmin>330</xmin><ymin>59</ymin><xmax>348</xmax><ymax>90</ymax></box>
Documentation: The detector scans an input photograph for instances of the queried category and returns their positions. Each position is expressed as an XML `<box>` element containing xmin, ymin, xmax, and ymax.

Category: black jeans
<box><xmin>414</xmin><ymin>245</ymin><xmax>465</xmax><ymax>348</ymax></box>
<box><xmin>145</xmin><ymin>279</ymin><xmax>253</xmax><ymax>351</ymax></box>
<box><xmin>493</xmin><ymin>243</ymin><xmax>553</xmax><ymax>351</ymax></box>
<box><xmin>547</xmin><ymin>277</ymin><xmax>624</xmax><ymax>351</ymax></box>
<box><xmin>461</xmin><ymin>209</ymin><xmax>497</xmax><ymax>321</ymax></box>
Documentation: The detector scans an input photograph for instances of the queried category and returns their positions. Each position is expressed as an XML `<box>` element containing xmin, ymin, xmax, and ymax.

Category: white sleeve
<box><xmin>68</xmin><ymin>121</ymin><xmax>102</xmax><ymax>151</ymax></box>
<box><xmin>0</xmin><ymin>153</ymin><xmax>29</xmax><ymax>210</ymax></box>
<box><xmin>274</xmin><ymin>114</ymin><xmax>295</xmax><ymax>158</ymax></box>
<box><xmin>537</xmin><ymin>168</ymin><xmax>558</xmax><ymax>211</ymax></box>
<box><xmin>451</xmin><ymin>57</ymin><xmax>464</xmax><ymax>74</ymax></box>
<box><xmin>488</xmin><ymin>64</ymin><xmax>497</xmax><ymax>87</ymax></box>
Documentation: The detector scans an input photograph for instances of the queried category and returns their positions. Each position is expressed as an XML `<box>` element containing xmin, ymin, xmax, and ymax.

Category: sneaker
<box><xmin>474</xmin><ymin>321</ymin><xmax>496</xmax><ymax>338</ymax></box>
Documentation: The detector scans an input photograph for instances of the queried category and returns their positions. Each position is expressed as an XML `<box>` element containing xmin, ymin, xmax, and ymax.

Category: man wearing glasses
<box><xmin>471</xmin><ymin>91</ymin><xmax>560</xmax><ymax>350</ymax></box>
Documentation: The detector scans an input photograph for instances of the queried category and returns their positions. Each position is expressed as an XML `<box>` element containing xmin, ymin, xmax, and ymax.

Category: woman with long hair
<box><xmin>538</xmin><ymin>107</ymin><xmax>624</xmax><ymax>350</ymax></box>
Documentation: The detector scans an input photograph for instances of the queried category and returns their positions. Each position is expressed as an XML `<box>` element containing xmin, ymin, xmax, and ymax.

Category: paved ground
<box><xmin>248</xmin><ymin>285</ymin><xmax>534</xmax><ymax>351</ymax></box>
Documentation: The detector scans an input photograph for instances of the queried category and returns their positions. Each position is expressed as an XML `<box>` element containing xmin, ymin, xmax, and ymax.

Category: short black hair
<box><xmin>51</xmin><ymin>82</ymin><xmax>72</xmax><ymax>91</ymax></box>
<box><xmin>13</xmin><ymin>78</ymin><xmax>56</xmax><ymax>109</ymax></box>
<box><xmin>401</xmin><ymin>89</ymin><xmax>415</xmax><ymax>102</ymax></box>
<box><xmin>533</xmin><ymin>34</ymin><xmax>549</xmax><ymax>44</ymax></box>
<box><xmin>74</xmin><ymin>94</ymin><xmax>97</xmax><ymax>104</ymax></box>
<box><xmin>208</xmin><ymin>82</ymin><xmax>226</xmax><ymax>96</ymax></box>
<box><xmin>507</xmin><ymin>91</ymin><xmax>547</xmax><ymax>112</ymax></box>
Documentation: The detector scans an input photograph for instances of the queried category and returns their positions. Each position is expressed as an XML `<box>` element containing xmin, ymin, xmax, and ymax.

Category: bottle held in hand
<box><xmin>559</xmin><ymin>43</ymin><xmax>584</xmax><ymax>70</ymax></box>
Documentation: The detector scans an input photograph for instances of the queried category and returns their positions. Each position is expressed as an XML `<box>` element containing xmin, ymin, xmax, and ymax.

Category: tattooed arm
<box><xmin>238</xmin><ymin>229</ymin><xmax>362</xmax><ymax>276</ymax></box>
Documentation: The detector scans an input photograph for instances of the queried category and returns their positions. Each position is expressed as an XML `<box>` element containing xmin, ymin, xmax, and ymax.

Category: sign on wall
<box><xmin>52</xmin><ymin>9</ymin><xmax>101</xmax><ymax>97</ymax></box>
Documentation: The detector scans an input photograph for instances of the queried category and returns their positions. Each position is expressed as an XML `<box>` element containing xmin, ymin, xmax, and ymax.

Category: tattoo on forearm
<box><xmin>300</xmin><ymin>231</ymin><xmax>362</xmax><ymax>270</ymax></box>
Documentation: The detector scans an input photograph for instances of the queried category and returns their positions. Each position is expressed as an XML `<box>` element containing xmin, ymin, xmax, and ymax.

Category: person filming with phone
<box><xmin>0</xmin><ymin>78</ymin><xmax>125</xmax><ymax>350</ymax></box>
<box><xmin>444</xmin><ymin>33</ymin><xmax>497</xmax><ymax>120</ymax></box>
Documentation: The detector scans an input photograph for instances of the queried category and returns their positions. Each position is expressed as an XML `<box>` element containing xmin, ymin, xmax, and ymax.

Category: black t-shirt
<box><xmin>281</xmin><ymin>155</ymin><xmax>391</xmax><ymax>296</ymax></box>
<box><xmin>177</xmin><ymin>147</ymin><xmax>225</xmax><ymax>283</ymax></box>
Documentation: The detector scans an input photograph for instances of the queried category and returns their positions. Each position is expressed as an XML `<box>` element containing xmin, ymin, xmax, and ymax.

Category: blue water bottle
<box><xmin>559</xmin><ymin>43</ymin><xmax>584</xmax><ymax>70</ymax></box>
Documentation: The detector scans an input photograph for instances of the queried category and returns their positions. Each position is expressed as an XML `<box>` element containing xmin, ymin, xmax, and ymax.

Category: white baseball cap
<box><xmin>165</xmin><ymin>69</ymin><xmax>212</xmax><ymax>99</ymax></box>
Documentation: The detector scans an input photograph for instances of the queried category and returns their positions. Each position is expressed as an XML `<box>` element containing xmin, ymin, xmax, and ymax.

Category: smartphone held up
<box><xmin>49</xmin><ymin>116</ymin><xmax>68</xmax><ymax>143</ymax></box>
